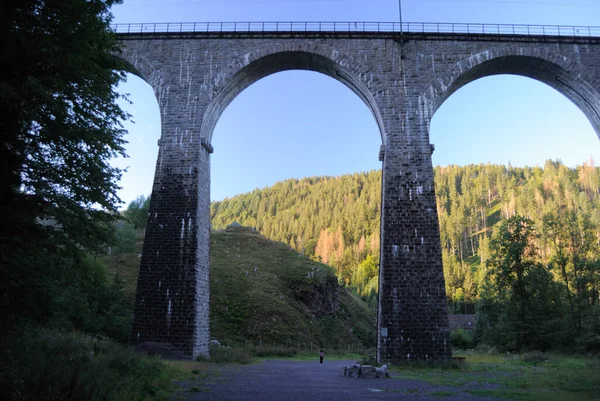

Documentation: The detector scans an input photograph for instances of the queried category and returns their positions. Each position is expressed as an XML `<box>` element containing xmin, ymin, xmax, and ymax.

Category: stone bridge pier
<box><xmin>116</xmin><ymin>29</ymin><xmax>600</xmax><ymax>362</ymax></box>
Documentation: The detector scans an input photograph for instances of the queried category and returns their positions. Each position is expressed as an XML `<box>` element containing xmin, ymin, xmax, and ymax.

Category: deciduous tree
<box><xmin>0</xmin><ymin>0</ymin><xmax>127</xmax><ymax>327</ymax></box>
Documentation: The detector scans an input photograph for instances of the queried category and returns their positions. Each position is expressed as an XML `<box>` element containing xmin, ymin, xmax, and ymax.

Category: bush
<box><xmin>450</xmin><ymin>328</ymin><xmax>473</xmax><ymax>350</ymax></box>
<box><xmin>0</xmin><ymin>328</ymin><xmax>174</xmax><ymax>401</ymax></box>
<box><xmin>49</xmin><ymin>256</ymin><xmax>131</xmax><ymax>343</ymax></box>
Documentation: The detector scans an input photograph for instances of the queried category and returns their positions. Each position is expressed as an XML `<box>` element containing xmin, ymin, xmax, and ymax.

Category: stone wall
<box><xmin>117</xmin><ymin>31</ymin><xmax>600</xmax><ymax>361</ymax></box>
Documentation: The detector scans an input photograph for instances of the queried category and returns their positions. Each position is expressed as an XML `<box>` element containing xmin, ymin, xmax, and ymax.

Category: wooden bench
<box><xmin>452</xmin><ymin>356</ymin><xmax>466</xmax><ymax>363</ymax></box>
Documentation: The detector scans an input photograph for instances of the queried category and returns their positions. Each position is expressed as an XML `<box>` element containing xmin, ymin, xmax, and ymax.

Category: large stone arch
<box><xmin>200</xmin><ymin>42</ymin><xmax>386</xmax><ymax>146</ymax></box>
<box><xmin>420</xmin><ymin>46</ymin><xmax>600</xmax><ymax>138</ymax></box>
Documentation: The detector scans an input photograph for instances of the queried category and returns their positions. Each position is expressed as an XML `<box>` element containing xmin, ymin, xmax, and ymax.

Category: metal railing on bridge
<box><xmin>111</xmin><ymin>21</ymin><xmax>600</xmax><ymax>37</ymax></box>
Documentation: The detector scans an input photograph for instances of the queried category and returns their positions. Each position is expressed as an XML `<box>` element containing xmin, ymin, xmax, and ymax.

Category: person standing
<box><xmin>319</xmin><ymin>349</ymin><xmax>325</xmax><ymax>365</ymax></box>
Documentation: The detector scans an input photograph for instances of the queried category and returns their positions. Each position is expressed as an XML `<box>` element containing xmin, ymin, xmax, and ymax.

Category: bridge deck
<box><xmin>113</xmin><ymin>21</ymin><xmax>600</xmax><ymax>43</ymax></box>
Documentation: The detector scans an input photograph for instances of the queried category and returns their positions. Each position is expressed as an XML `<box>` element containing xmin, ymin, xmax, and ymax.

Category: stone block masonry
<box><xmin>117</xmin><ymin>30</ymin><xmax>600</xmax><ymax>362</ymax></box>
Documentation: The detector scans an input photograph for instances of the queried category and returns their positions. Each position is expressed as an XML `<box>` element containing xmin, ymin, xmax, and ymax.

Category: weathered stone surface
<box><xmin>376</xmin><ymin>364</ymin><xmax>390</xmax><ymax>378</ymax></box>
<box><xmin>117</xmin><ymin>30</ymin><xmax>600</xmax><ymax>362</ymax></box>
<box><xmin>342</xmin><ymin>363</ymin><xmax>390</xmax><ymax>378</ymax></box>
<box><xmin>294</xmin><ymin>275</ymin><xmax>339</xmax><ymax>316</ymax></box>
<box><xmin>359</xmin><ymin>365</ymin><xmax>377</xmax><ymax>378</ymax></box>
<box><xmin>342</xmin><ymin>364</ymin><xmax>362</xmax><ymax>377</ymax></box>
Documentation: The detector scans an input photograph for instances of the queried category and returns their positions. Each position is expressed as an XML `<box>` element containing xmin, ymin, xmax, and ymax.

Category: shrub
<box><xmin>0</xmin><ymin>328</ymin><xmax>174</xmax><ymax>401</ymax></box>
<box><xmin>450</xmin><ymin>328</ymin><xmax>473</xmax><ymax>350</ymax></box>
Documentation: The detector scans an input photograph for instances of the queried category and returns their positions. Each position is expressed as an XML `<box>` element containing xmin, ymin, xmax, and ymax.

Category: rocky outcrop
<box><xmin>294</xmin><ymin>275</ymin><xmax>340</xmax><ymax>316</ymax></box>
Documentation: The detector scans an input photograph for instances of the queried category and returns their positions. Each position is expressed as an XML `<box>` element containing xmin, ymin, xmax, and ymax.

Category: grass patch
<box><xmin>197</xmin><ymin>347</ymin><xmax>253</xmax><ymax>364</ymax></box>
<box><xmin>429</xmin><ymin>390</ymin><xmax>456</xmax><ymax>397</ymax></box>
<box><xmin>391</xmin><ymin>352</ymin><xmax>600</xmax><ymax>401</ymax></box>
<box><xmin>196</xmin><ymin>345</ymin><xmax>364</xmax><ymax>363</ymax></box>
<box><xmin>256</xmin><ymin>350</ymin><xmax>364</xmax><ymax>362</ymax></box>
<box><xmin>0</xmin><ymin>327</ymin><xmax>176</xmax><ymax>401</ymax></box>
<box><xmin>250</xmin><ymin>346</ymin><xmax>298</xmax><ymax>358</ymax></box>
<box><xmin>520</xmin><ymin>351</ymin><xmax>551</xmax><ymax>364</ymax></box>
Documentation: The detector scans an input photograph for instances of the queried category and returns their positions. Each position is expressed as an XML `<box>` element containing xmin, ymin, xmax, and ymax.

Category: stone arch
<box><xmin>200</xmin><ymin>43</ymin><xmax>386</xmax><ymax>145</ymax></box>
<box><xmin>421</xmin><ymin>46</ymin><xmax>600</xmax><ymax>139</ymax></box>
<box><xmin>114</xmin><ymin>49</ymin><xmax>167</xmax><ymax>96</ymax></box>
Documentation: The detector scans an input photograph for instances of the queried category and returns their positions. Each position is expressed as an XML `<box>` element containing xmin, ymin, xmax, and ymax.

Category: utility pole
<box><xmin>398</xmin><ymin>0</ymin><xmax>404</xmax><ymax>59</ymax></box>
<box><xmin>398</xmin><ymin>0</ymin><xmax>403</xmax><ymax>33</ymax></box>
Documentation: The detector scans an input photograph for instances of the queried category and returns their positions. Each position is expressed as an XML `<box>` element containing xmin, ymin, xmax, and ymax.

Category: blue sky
<box><xmin>110</xmin><ymin>0</ymin><xmax>600</xmax><ymax>204</ymax></box>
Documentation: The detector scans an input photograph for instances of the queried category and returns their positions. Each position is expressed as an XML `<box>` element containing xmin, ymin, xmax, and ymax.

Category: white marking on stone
<box><xmin>179</xmin><ymin>49</ymin><xmax>184</xmax><ymax>83</ymax></box>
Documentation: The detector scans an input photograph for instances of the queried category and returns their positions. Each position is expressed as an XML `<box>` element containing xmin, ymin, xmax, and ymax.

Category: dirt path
<box><xmin>179</xmin><ymin>359</ymin><xmax>508</xmax><ymax>401</ymax></box>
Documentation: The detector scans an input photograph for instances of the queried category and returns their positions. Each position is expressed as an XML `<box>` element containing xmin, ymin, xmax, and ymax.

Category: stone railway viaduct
<box><xmin>116</xmin><ymin>25</ymin><xmax>600</xmax><ymax>363</ymax></box>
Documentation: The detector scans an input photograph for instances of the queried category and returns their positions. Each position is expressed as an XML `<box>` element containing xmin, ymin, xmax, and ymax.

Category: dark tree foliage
<box><xmin>124</xmin><ymin>195</ymin><xmax>151</xmax><ymax>230</ymax></box>
<box><xmin>0</xmin><ymin>0</ymin><xmax>128</xmax><ymax>329</ymax></box>
<box><xmin>479</xmin><ymin>216</ymin><xmax>562</xmax><ymax>351</ymax></box>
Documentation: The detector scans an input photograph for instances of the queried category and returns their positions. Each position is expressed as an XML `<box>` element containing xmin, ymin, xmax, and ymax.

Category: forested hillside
<box><xmin>210</xmin><ymin>160</ymin><xmax>600</xmax><ymax>316</ymax></box>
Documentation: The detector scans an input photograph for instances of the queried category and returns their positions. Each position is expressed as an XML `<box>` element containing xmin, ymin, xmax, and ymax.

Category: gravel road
<box><xmin>181</xmin><ymin>359</ymin><xmax>507</xmax><ymax>401</ymax></box>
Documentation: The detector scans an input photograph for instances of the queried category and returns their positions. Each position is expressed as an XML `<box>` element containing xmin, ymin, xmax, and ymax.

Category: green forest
<box><xmin>208</xmin><ymin>160</ymin><xmax>600</xmax><ymax>351</ymax></box>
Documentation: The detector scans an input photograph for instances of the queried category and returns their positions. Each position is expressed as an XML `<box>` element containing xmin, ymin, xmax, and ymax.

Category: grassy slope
<box><xmin>104</xmin><ymin>227</ymin><xmax>376</xmax><ymax>350</ymax></box>
<box><xmin>210</xmin><ymin>227</ymin><xmax>376</xmax><ymax>349</ymax></box>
